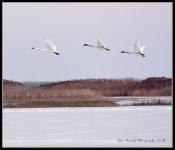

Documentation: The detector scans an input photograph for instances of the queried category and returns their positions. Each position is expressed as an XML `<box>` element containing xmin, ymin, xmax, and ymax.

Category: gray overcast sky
<box><xmin>3</xmin><ymin>2</ymin><xmax>172</xmax><ymax>82</ymax></box>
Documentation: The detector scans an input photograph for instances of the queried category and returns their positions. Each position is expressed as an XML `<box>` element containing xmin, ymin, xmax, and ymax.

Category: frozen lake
<box><xmin>105</xmin><ymin>96</ymin><xmax>172</xmax><ymax>106</ymax></box>
<box><xmin>3</xmin><ymin>106</ymin><xmax>172</xmax><ymax>147</ymax></box>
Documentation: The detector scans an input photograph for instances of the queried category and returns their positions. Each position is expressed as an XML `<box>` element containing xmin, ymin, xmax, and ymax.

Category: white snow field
<box><xmin>105</xmin><ymin>96</ymin><xmax>172</xmax><ymax>106</ymax></box>
<box><xmin>3</xmin><ymin>106</ymin><xmax>172</xmax><ymax>147</ymax></box>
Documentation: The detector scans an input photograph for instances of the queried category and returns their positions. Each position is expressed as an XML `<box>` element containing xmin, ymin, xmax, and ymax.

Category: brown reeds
<box><xmin>3</xmin><ymin>100</ymin><xmax>117</xmax><ymax>108</ymax></box>
<box><xmin>3</xmin><ymin>77</ymin><xmax>172</xmax><ymax>101</ymax></box>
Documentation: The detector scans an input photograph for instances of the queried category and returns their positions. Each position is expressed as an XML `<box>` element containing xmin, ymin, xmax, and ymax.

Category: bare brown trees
<box><xmin>3</xmin><ymin>77</ymin><xmax>172</xmax><ymax>101</ymax></box>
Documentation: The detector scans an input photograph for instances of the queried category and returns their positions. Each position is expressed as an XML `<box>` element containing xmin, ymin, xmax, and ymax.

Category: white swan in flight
<box><xmin>83</xmin><ymin>39</ymin><xmax>110</xmax><ymax>51</ymax></box>
<box><xmin>120</xmin><ymin>40</ymin><xmax>146</xmax><ymax>57</ymax></box>
<box><xmin>32</xmin><ymin>38</ymin><xmax>60</xmax><ymax>55</ymax></box>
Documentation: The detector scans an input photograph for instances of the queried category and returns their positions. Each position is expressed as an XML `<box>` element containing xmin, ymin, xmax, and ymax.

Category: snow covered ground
<box><xmin>105</xmin><ymin>96</ymin><xmax>172</xmax><ymax>106</ymax></box>
<box><xmin>3</xmin><ymin>106</ymin><xmax>172</xmax><ymax>147</ymax></box>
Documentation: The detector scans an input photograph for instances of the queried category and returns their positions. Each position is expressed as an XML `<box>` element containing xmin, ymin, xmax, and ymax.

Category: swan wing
<box><xmin>97</xmin><ymin>39</ymin><xmax>105</xmax><ymax>48</ymax></box>
<box><xmin>140</xmin><ymin>46</ymin><xmax>146</xmax><ymax>54</ymax></box>
<box><xmin>46</xmin><ymin>38</ymin><xmax>56</xmax><ymax>52</ymax></box>
<box><xmin>134</xmin><ymin>40</ymin><xmax>141</xmax><ymax>52</ymax></box>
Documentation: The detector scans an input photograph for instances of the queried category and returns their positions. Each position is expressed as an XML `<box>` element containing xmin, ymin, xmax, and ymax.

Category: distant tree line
<box><xmin>3</xmin><ymin>77</ymin><xmax>172</xmax><ymax>100</ymax></box>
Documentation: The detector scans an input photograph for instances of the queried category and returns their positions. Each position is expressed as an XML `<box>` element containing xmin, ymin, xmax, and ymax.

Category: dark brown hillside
<box><xmin>3</xmin><ymin>77</ymin><xmax>172</xmax><ymax>108</ymax></box>
<box><xmin>3</xmin><ymin>77</ymin><xmax>172</xmax><ymax>101</ymax></box>
<box><xmin>3</xmin><ymin>79</ymin><xmax>24</xmax><ymax>91</ymax></box>
<box><xmin>38</xmin><ymin>77</ymin><xmax>172</xmax><ymax>96</ymax></box>
<box><xmin>141</xmin><ymin>77</ymin><xmax>172</xmax><ymax>89</ymax></box>
<box><xmin>3</xmin><ymin>79</ymin><xmax>23</xmax><ymax>87</ymax></box>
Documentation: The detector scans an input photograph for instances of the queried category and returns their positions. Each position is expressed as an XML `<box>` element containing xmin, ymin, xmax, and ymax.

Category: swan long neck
<box><xmin>35</xmin><ymin>48</ymin><xmax>48</xmax><ymax>51</ymax></box>
<box><xmin>83</xmin><ymin>44</ymin><xmax>94</xmax><ymax>47</ymax></box>
<box><xmin>120</xmin><ymin>51</ymin><xmax>131</xmax><ymax>54</ymax></box>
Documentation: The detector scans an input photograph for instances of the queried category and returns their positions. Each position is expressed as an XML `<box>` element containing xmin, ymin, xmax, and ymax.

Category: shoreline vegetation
<box><xmin>3</xmin><ymin>77</ymin><xmax>172</xmax><ymax>108</ymax></box>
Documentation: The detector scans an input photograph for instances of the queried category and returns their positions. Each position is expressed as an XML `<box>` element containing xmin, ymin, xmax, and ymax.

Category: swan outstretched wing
<box><xmin>97</xmin><ymin>39</ymin><xmax>105</xmax><ymax>48</ymax></box>
<box><xmin>46</xmin><ymin>38</ymin><xmax>56</xmax><ymax>52</ymax></box>
<box><xmin>140</xmin><ymin>46</ymin><xmax>146</xmax><ymax>54</ymax></box>
<box><xmin>134</xmin><ymin>40</ymin><xmax>141</xmax><ymax>52</ymax></box>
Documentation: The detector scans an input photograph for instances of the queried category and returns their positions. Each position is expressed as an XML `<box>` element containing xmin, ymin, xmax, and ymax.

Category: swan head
<box><xmin>83</xmin><ymin>44</ymin><xmax>88</xmax><ymax>46</ymax></box>
<box><xmin>120</xmin><ymin>51</ymin><xmax>125</xmax><ymax>53</ymax></box>
<box><xmin>32</xmin><ymin>47</ymin><xmax>35</xmax><ymax>50</ymax></box>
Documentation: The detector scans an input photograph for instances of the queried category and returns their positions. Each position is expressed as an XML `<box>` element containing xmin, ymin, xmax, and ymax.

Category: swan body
<box><xmin>32</xmin><ymin>38</ymin><xmax>60</xmax><ymax>55</ymax></box>
<box><xmin>120</xmin><ymin>40</ymin><xmax>146</xmax><ymax>57</ymax></box>
<box><xmin>83</xmin><ymin>39</ymin><xmax>110</xmax><ymax>51</ymax></box>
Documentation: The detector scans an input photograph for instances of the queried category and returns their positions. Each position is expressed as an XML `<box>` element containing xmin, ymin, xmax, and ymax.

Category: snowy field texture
<box><xmin>105</xmin><ymin>96</ymin><xmax>172</xmax><ymax>106</ymax></box>
<box><xmin>3</xmin><ymin>106</ymin><xmax>172</xmax><ymax>147</ymax></box>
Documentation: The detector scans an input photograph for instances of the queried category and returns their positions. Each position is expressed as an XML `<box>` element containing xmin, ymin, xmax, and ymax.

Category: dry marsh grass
<box><xmin>3</xmin><ymin>77</ymin><xmax>172</xmax><ymax>107</ymax></box>
<box><xmin>3</xmin><ymin>100</ymin><xmax>117</xmax><ymax>108</ymax></box>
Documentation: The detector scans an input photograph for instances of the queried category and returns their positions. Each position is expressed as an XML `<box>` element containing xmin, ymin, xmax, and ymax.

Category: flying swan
<box><xmin>120</xmin><ymin>40</ymin><xmax>146</xmax><ymax>57</ymax></box>
<box><xmin>32</xmin><ymin>38</ymin><xmax>60</xmax><ymax>55</ymax></box>
<box><xmin>83</xmin><ymin>39</ymin><xmax>110</xmax><ymax>51</ymax></box>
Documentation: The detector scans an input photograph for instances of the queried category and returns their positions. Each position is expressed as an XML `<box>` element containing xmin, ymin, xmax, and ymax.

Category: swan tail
<box><xmin>54</xmin><ymin>52</ymin><xmax>60</xmax><ymax>55</ymax></box>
